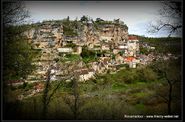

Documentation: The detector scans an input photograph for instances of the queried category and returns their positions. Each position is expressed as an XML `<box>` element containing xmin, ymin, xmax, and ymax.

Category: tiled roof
<box><xmin>128</xmin><ymin>36</ymin><xmax>138</xmax><ymax>40</ymax></box>
<box><xmin>77</xmin><ymin>70</ymin><xmax>89</xmax><ymax>75</ymax></box>
<box><xmin>124</xmin><ymin>57</ymin><xmax>135</xmax><ymax>62</ymax></box>
<box><xmin>34</xmin><ymin>83</ymin><xmax>44</xmax><ymax>89</ymax></box>
<box><xmin>7</xmin><ymin>80</ymin><xmax>24</xmax><ymax>84</ymax></box>
<box><xmin>89</xmin><ymin>69</ymin><xmax>95</xmax><ymax>72</ymax></box>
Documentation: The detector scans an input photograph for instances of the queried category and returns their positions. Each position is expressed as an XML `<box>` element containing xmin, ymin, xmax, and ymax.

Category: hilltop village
<box><xmin>7</xmin><ymin>18</ymin><xmax>178</xmax><ymax>98</ymax></box>
<box><xmin>24</xmin><ymin>19</ymin><xmax>140</xmax><ymax>83</ymax></box>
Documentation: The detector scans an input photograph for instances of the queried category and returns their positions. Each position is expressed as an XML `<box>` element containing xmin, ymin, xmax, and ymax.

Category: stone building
<box><xmin>126</xmin><ymin>36</ymin><xmax>139</xmax><ymax>57</ymax></box>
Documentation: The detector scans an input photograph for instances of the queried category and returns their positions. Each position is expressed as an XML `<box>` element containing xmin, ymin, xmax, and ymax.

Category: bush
<box><xmin>142</xmin><ymin>68</ymin><xmax>157</xmax><ymax>82</ymax></box>
<box><xmin>123</xmin><ymin>70</ymin><xmax>138</xmax><ymax>84</ymax></box>
<box><xmin>54</xmin><ymin>58</ymin><xmax>59</xmax><ymax>62</ymax></box>
<box><xmin>80</xmin><ymin>46</ymin><xmax>97</xmax><ymax>63</ymax></box>
<box><xmin>24</xmin><ymin>83</ymin><xmax>34</xmax><ymax>91</ymax></box>
<box><xmin>65</xmin><ymin>43</ymin><xmax>77</xmax><ymax>48</ymax></box>
<box><xmin>112</xmin><ymin>82</ymin><xmax>126</xmax><ymax>91</ymax></box>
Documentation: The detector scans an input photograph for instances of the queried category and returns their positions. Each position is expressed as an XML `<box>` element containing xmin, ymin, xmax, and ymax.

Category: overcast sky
<box><xmin>24</xmin><ymin>1</ymin><xmax>172</xmax><ymax>37</ymax></box>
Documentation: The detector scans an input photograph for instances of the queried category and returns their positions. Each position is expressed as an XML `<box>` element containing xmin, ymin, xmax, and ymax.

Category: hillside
<box><xmin>4</xmin><ymin>17</ymin><xmax>182</xmax><ymax>120</ymax></box>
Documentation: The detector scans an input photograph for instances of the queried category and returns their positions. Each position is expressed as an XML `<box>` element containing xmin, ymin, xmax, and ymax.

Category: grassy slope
<box><xmin>4</xmin><ymin>36</ymin><xmax>182</xmax><ymax>119</ymax></box>
<box><xmin>5</xmin><ymin>66</ymin><xmax>181</xmax><ymax>119</ymax></box>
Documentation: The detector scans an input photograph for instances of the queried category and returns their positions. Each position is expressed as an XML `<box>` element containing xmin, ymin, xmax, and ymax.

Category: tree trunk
<box><xmin>168</xmin><ymin>83</ymin><xmax>172</xmax><ymax>114</ymax></box>
<box><xmin>73</xmin><ymin>78</ymin><xmax>79</xmax><ymax>119</ymax></box>
<box><xmin>42</xmin><ymin>68</ymin><xmax>51</xmax><ymax>119</ymax></box>
<box><xmin>33</xmin><ymin>98</ymin><xmax>36</xmax><ymax>118</ymax></box>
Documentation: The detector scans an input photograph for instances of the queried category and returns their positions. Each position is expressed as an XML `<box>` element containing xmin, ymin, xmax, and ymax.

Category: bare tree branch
<box><xmin>154</xmin><ymin>94</ymin><xmax>169</xmax><ymax>103</ymax></box>
<box><xmin>3</xmin><ymin>2</ymin><xmax>29</xmax><ymax>26</ymax></box>
<box><xmin>151</xmin><ymin>59</ymin><xmax>181</xmax><ymax>114</ymax></box>
<box><xmin>148</xmin><ymin>1</ymin><xmax>182</xmax><ymax>37</ymax></box>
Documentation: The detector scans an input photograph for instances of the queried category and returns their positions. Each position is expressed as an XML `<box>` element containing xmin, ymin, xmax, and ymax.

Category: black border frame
<box><xmin>1</xmin><ymin>0</ymin><xmax>183</xmax><ymax>122</ymax></box>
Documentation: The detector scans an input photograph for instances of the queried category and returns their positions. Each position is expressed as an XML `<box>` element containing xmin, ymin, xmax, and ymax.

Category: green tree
<box><xmin>3</xmin><ymin>1</ymin><xmax>38</xmax><ymax>119</ymax></box>
<box><xmin>3</xmin><ymin>29</ymin><xmax>36</xmax><ymax>81</ymax></box>
<box><xmin>95</xmin><ymin>18</ymin><xmax>104</xmax><ymax>23</ymax></box>
<box><xmin>3</xmin><ymin>2</ymin><xmax>36</xmax><ymax>82</ymax></box>
<box><xmin>150</xmin><ymin>58</ymin><xmax>181</xmax><ymax>114</ymax></box>
<box><xmin>139</xmin><ymin>67</ymin><xmax>157</xmax><ymax>82</ymax></box>
<box><xmin>67</xmin><ymin>16</ymin><xmax>70</xmax><ymax>21</ymax></box>
<box><xmin>80</xmin><ymin>46</ymin><xmax>97</xmax><ymax>63</ymax></box>
<box><xmin>62</xmin><ymin>18</ymin><xmax>78</xmax><ymax>36</ymax></box>
<box><xmin>80</xmin><ymin>15</ymin><xmax>88</xmax><ymax>23</ymax></box>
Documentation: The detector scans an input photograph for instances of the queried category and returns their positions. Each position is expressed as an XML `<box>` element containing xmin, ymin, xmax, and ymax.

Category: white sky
<box><xmin>24</xmin><ymin>1</ymin><xmax>171</xmax><ymax>37</ymax></box>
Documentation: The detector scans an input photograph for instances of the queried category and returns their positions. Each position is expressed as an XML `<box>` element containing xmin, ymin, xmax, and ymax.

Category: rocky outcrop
<box><xmin>80</xmin><ymin>23</ymin><xmax>100</xmax><ymax>48</ymax></box>
<box><xmin>24</xmin><ymin>19</ymin><xmax>129</xmax><ymax>80</ymax></box>
<box><xmin>98</xmin><ymin>24</ymin><xmax>128</xmax><ymax>46</ymax></box>
<box><xmin>78</xmin><ymin>21</ymin><xmax>128</xmax><ymax>48</ymax></box>
<box><xmin>25</xmin><ymin>22</ymin><xmax>63</xmax><ymax>49</ymax></box>
<box><xmin>25</xmin><ymin>19</ymin><xmax>129</xmax><ymax>50</ymax></box>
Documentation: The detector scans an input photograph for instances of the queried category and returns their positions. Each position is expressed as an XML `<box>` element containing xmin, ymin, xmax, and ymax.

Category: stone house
<box><xmin>115</xmin><ymin>54</ymin><xmax>124</xmax><ymax>64</ymax></box>
<box><xmin>34</xmin><ymin>82</ymin><xmax>44</xmax><ymax>93</ymax></box>
<box><xmin>129</xmin><ymin>62</ymin><xmax>137</xmax><ymax>68</ymax></box>
<box><xmin>95</xmin><ymin>60</ymin><xmax>109</xmax><ymax>74</ymax></box>
<box><xmin>57</xmin><ymin>47</ymin><xmax>73</xmax><ymax>53</ymax></box>
<box><xmin>76</xmin><ymin>68</ymin><xmax>95</xmax><ymax>82</ymax></box>
<box><xmin>101</xmin><ymin>44</ymin><xmax>110</xmax><ymax>51</ymax></box>
<box><xmin>118</xmin><ymin>44</ymin><xmax>128</xmax><ymax>49</ymax></box>
<box><xmin>113</xmin><ymin>48</ymin><xmax>120</xmax><ymax>54</ymax></box>
<box><xmin>124</xmin><ymin>56</ymin><xmax>135</xmax><ymax>63</ymax></box>
<box><xmin>76</xmin><ymin>46</ymin><xmax>82</xmax><ymax>54</ymax></box>
<box><xmin>89</xmin><ymin>62</ymin><xmax>99</xmax><ymax>72</ymax></box>
<box><xmin>97</xmin><ymin>62</ymin><xmax>106</xmax><ymax>73</ymax></box>
<box><xmin>127</xmin><ymin>36</ymin><xmax>139</xmax><ymax>57</ymax></box>
<box><xmin>6</xmin><ymin>80</ymin><xmax>24</xmax><ymax>86</ymax></box>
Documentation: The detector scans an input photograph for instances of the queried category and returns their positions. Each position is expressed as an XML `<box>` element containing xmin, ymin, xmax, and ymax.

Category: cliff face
<box><xmin>25</xmin><ymin>22</ymin><xmax>63</xmax><ymax>49</ymax></box>
<box><xmin>81</xmin><ymin>23</ymin><xmax>100</xmax><ymax>47</ymax></box>
<box><xmin>98</xmin><ymin>24</ymin><xmax>128</xmax><ymax>45</ymax></box>
<box><xmin>25</xmin><ymin>19</ymin><xmax>128</xmax><ymax>49</ymax></box>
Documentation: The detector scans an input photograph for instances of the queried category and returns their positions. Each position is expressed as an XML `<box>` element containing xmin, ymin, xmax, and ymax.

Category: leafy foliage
<box><xmin>80</xmin><ymin>15</ymin><xmax>89</xmax><ymax>22</ymax></box>
<box><xmin>3</xmin><ymin>25</ymin><xmax>37</xmax><ymax>81</ymax></box>
<box><xmin>138</xmin><ymin>36</ymin><xmax>181</xmax><ymax>54</ymax></box>
<box><xmin>80</xmin><ymin>46</ymin><xmax>97</xmax><ymax>63</ymax></box>
<box><xmin>62</xmin><ymin>17</ymin><xmax>78</xmax><ymax>36</ymax></box>
<box><xmin>64</xmin><ymin>43</ymin><xmax>77</xmax><ymax>48</ymax></box>
<box><xmin>65</xmin><ymin>54</ymin><xmax>81</xmax><ymax>61</ymax></box>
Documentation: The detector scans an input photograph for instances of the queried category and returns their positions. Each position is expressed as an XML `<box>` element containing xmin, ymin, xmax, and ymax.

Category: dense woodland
<box><xmin>130</xmin><ymin>34</ymin><xmax>182</xmax><ymax>55</ymax></box>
